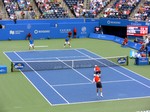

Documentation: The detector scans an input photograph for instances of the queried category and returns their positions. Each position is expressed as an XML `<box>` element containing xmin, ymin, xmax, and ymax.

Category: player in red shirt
<box><xmin>93</xmin><ymin>74</ymin><xmax>103</xmax><ymax>97</ymax></box>
<box><xmin>94</xmin><ymin>65</ymin><xmax>101</xmax><ymax>76</ymax></box>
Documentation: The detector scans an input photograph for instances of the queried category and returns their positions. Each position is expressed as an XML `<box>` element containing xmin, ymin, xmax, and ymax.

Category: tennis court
<box><xmin>4</xmin><ymin>48</ymin><xmax>150</xmax><ymax>106</ymax></box>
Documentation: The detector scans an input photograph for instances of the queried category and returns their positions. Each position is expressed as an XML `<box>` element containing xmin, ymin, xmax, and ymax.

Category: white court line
<box><xmin>4</xmin><ymin>48</ymin><xmax>150</xmax><ymax>106</ymax></box>
<box><xmin>14</xmin><ymin>51</ymin><xmax>70</xmax><ymax>104</ymax></box>
<box><xmin>24</xmin><ymin>55</ymin><xmax>87</xmax><ymax>61</ymax></box>
<box><xmin>4</xmin><ymin>51</ymin><xmax>53</xmax><ymax>106</ymax></box>
<box><xmin>76</xmin><ymin>50</ymin><xmax>150</xmax><ymax>89</ymax></box>
<box><xmin>81</xmin><ymin>48</ymin><xmax>150</xmax><ymax>81</ymax></box>
<box><xmin>20</xmin><ymin>71</ymin><xmax>53</xmax><ymax>106</ymax></box>
<box><xmin>52</xmin><ymin>96</ymin><xmax>150</xmax><ymax>106</ymax></box>
<box><xmin>4</xmin><ymin>48</ymin><xmax>84</xmax><ymax>53</ymax></box>
<box><xmin>52</xmin><ymin>79</ymin><xmax>133</xmax><ymax>87</ymax></box>
<box><xmin>76</xmin><ymin>49</ymin><xmax>150</xmax><ymax>89</ymax></box>
<box><xmin>34</xmin><ymin>46</ymin><xmax>48</xmax><ymax>48</ymax></box>
<box><xmin>56</xmin><ymin>57</ymin><xmax>93</xmax><ymax>83</ymax></box>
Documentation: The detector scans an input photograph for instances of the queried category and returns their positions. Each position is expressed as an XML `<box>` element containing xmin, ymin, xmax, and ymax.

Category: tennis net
<box><xmin>11</xmin><ymin>56</ymin><xmax>129</xmax><ymax>72</ymax></box>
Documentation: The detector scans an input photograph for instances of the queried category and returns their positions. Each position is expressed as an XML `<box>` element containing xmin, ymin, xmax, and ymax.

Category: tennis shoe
<box><xmin>100</xmin><ymin>93</ymin><xmax>103</xmax><ymax>97</ymax></box>
<box><xmin>97</xmin><ymin>93</ymin><xmax>99</xmax><ymax>96</ymax></box>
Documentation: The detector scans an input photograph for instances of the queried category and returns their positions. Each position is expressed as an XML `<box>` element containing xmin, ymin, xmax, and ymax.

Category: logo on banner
<box><xmin>115</xmin><ymin>38</ymin><xmax>121</xmax><ymax>42</ymax></box>
<box><xmin>14</xmin><ymin>63</ymin><xmax>24</xmax><ymax>69</ymax></box>
<box><xmin>0</xmin><ymin>69</ymin><xmax>5</xmax><ymax>72</ymax></box>
<box><xmin>81</xmin><ymin>26</ymin><xmax>87</xmax><ymax>34</ymax></box>
<box><xmin>130</xmin><ymin>21</ymin><xmax>142</xmax><ymax>26</ymax></box>
<box><xmin>27</xmin><ymin>24</ymin><xmax>31</xmax><ymax>29</ymax></box>
<box><xmin>133</xmin><ymin>43</ymin><xmax>137</xmax><ymax>48</ymax></box>
<box><xmin>145</xmin><ymin>22</ymin><xmax>150</xmax><ymax>26</ymax></box>
<box><xmin>117</xmin><ymin>57</ymin><xmax>126</xmax><ymax>64</ymax></box>
<box><xmin>59</xmin><ymin>29</ymin><xmax>71</xmax><ymax>33</ymax></box>
<box><xmin>9</xmin><ymin>30</ymin><xmax>24</xmax><ymax>35</ymax></box>
<box><xmin>34</xmin><ymin>30</ymin><xmax>50</xmax><ymax>34</ymax></box>
<box><xmin>10</xmin><ymin>30</ymin><xmax>15</xmax><ymax>35</ymax></box>
<box><xmin>107</xmin><ymin>20</ymin><xmax>121</xmax><ymax>25</ymax></box>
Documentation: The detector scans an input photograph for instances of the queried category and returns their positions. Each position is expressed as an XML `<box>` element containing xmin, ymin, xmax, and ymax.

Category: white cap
<box><xmin>95</xmin><ymin>65</ymin><xmax>97</xmax><ymax>67</ymax></box>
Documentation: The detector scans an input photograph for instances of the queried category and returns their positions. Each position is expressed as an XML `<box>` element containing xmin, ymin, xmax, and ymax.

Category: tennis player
<box><xmin>94</xmin><ymin>65</ymin><xmax>101</xmax><ymax>76</ymax></box>
<box><xmin>29</xmin><ymin>37</ymin><xmax>34</xmax><ymax>50</ymax></box>
<box><xmin>64</xmin><ymin>37</ymin><xmax>71</xmax><ymax>48</ymax></box>
<box><xmin>93</xmin><ymin>74</ymin><xmax>103</xmax><ymax>97</ymax></box>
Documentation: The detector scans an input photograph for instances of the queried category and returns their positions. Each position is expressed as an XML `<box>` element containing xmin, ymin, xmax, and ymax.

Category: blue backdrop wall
<box><xmin>0</xmin><ymin>19</ymin><xmax>99</xmax><ymax>40</ymax></box>
<box><xmin>0</xmin><ymin>18</ymin><xmax>150</xmax><ymax>40</ymax></box>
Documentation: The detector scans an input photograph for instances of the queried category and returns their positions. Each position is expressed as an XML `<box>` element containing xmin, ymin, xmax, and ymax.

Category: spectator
<box><xmin>122</xmin><ymin>37</ymin><xmax>128</xmax><ymax>46</ymax></box>
<box><xmin>134</xmin><ymin>38</ymin><xmax>144</xmax><ymax>44</ymax></box>
<box><xmin>73</xmin><ymin>28</ymin><xmax>77</xmax><ymax>38</ymax></box>
<box><xmin>68</xmin><ymin>31</ymin><xmax>72</xmax><ymax>39</ymax></box>
<box><xmin>139</xmin><ymin>43</ymin><xmax>146</xmax><ymax>52</ymax></box>
<box><xmin>26</xmin><ymin>33</ymin><xmax>32</xmax><ymax>40</ymax></box>
<box><xmin>13</xmin><ymin>13</ymin><xmax>17</xmax><ymax>24</ymax></box>
<box><xmin>135</xmin><ymin>51</ymin><xmax>142</xmax><ymax>58</ymax></box>
<box><xmin>143</xmin><ymin>35</ymin><xmax>150</xmax><ymax>46</ymax></box>
<box><xmin>21</xmin><ymin>11</ymin><xmax>25</xmax><ymax>19</ymax></box>
<box><xmin>0</xmin><ymin>11</ymin><xmax>2</xmax><ymax>20</ymax></box>
<box><xmin>94</xmin><ymin>26</ymin><xmax>100</xmax><ymax>34</ymax></box>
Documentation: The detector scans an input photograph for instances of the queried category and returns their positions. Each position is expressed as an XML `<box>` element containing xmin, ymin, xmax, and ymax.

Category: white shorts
<box><xmin>29</xmin><ymin>44</ymin><xmax>34</xmax><ymax>47</ymax></box>
<box><xmin>65</xmin><ymin>41</ymin><xmax>70</xmax><ymax>44</ymax></box>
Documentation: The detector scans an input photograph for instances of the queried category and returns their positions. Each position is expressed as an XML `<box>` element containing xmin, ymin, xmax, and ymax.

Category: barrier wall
<box><xmin>0</xmin><ymin>19</ymin><xmax>98</xmax><ymax>40</ymax></box>
<box><xmin>0</xmin><ymin>18</ymin><xmax>150</xmax><ymax>40</ymax></box>
<box><xmin>89</xmin><ymin>33</ymin><xmax>150</xmax><ymax>52</ymax></box>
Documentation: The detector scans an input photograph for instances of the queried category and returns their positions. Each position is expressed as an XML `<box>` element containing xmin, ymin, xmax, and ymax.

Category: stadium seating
<box><xmin>103</xmin><ymin>0</ymin><xmax>141</xmax><ymax>19</ymax></box>
<box><xmin>132</xmin><ymin>1</ymin><xmax>150</xmax><ymax>21</ymax></box>
<box><xmin>2</xmin><ymin>0</ymin><xmax>35</xmax><ymax>19</ymax></box>
<box><xmin>1</xmin><ymin>0</ymin><xmax>149</xmax><ymax>21</ymax></box>
<box><xmin>64</xmin><ymin>0</ymin><xmax>111</xmax><ymax>18</ymax></box>
<box><xmin>34</xmin><ymin>0</ymin><xmax>69</xmax><ymax>19</ymax></box>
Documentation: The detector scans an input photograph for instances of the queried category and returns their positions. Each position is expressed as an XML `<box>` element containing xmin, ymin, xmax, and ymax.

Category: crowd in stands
<box><xmin>103</xmin><ymin>0</ymin><xmax>141</xmax><ymax>19</ymax></box>
<box><xmin>1</xmin><ymin>0</ymin><xmax>150</xmax><ymax>21</ymax></box>
<box><xmin>88</xmin><ymin>0</ymin><xmax>111</xmax><ymax>18</ymax></box>
<box><xmin>132</xmin><ymin>0</ymin><xmax>150</xmax><ymax>21</ymax></box>
<box><xmin>65</xmin><ymin>0</ymin><xmax>111</xmax><ymax>18</ymax></box>
<box><xmin>3</xmin><ymin>0</ymin><xmax>36</xmax><ymax>20</ymax></box>
<box><xmin>35</xmin><ymin>0</ymin><xmax>69</xmax><ymax>19</ymax></box>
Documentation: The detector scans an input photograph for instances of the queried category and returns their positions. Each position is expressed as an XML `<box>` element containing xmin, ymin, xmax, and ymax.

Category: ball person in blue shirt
<box><xmin>29</xmin><ymin>37</ymin><xmax>34</xmax><ymax>50</ymax></box>
<box><xmin>64</xmin><ymin>37</ymin><xmax>71</xmax><ymax>48</ymax></box>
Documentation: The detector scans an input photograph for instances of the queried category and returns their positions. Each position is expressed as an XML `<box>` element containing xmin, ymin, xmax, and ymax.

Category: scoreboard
<box><xmin>127</xmin><ymin>26</ymin><xmax>148</xmax><ymax>36</ymax></box>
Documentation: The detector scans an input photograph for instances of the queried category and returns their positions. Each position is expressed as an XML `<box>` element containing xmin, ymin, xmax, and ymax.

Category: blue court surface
<box><xmin>4</xmin><ymin>48</ymin><xmax>150</xmax><ymax>106</ymax></box>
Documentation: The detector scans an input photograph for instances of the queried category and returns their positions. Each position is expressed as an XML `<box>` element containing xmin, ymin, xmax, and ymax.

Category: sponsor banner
<box><xmin>89</xmin><ymin>33</ymin><xmax>115</xmax><ymax>41</ymax></box>
<box><xmin>0</xmin><ymin>66</ymin><xmax>7</xmax><ymax>74</ymax></box>
<box><xmin>0</xmin><ymin>18</ymin><xmax>150</xmax><ymax>40</ymax></box>
<box><xmin>14</xmin><ymin>63</ymin><xmax>24</xmax><ymax>70</ymax></box>
<box><xmin>117</xmin><ymin>57</ymin><xmax>127</xmax><ymax>65</ymax></box>
<box><xmin>135</xmin><ymin>58</ymin><xmax>149</xmax><ymax>65</ymax></box>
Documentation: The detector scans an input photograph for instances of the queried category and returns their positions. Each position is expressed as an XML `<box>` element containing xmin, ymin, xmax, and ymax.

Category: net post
<box><xmin>127</xmin><ymin>56</ymin><xmax>129</xmax><ymax>65</ymax></box>
<box><xmin>11</xmin><ymin>62</ymin><xmax>14</xmax><ymax>72</ymax></box>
